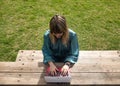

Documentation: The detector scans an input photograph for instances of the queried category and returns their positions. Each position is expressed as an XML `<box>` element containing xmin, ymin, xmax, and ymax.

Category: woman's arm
<box><xmin>61</xmin><ymin>33</ymin><xmax>79</xmax><ymax>76</ymax></box>
<box><xmin>42</xmin><ymin>33</ymin><xmax>54</xmax><ymax>64</ymax></box>
<box><xmin>42</xmin><ymin>33</ymin><xmax>59</xmax><ymax>76</ymax></box>
<box><xmin>65</xmin><ymin>33</ymin><xmax>79</xmax><ymax>63</ymax></box>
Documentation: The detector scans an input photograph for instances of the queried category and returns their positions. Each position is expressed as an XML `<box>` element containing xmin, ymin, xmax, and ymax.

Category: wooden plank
<box><xmin>16</xmin><ymin>50</ymin><xmax>120</xmax><ymax>62</ymax></box>
<box><xmin>16</xmin><ymin>50</ymin><xmax>33</xmax><ymax>62</ymax></box>
<box><xmin>16</xmin><ymin>56</ymin><xmax>120</xmax><ymax>64</ymax></box>
<box><xmin>16</xmin><ymin>50</ymin><xmax>43</xmax><ymax>62</ymax></box>
<box><xmin>0</xmin><ymin>62</ymin><xmax>45</xmax><ymax>73</ymax></box>
<box><xmin>0</xmin><ymin>73</ymin><xmax>46</xmax><ymax>85</ymax></box>
<box><xmin>99</xmin><ymin>50</ymin><xmax>120</xmax><ymax>58</ymax></box>
<box><xmin>78</xmin><ymin>57</ymin><xmax>120</xmax><ymax>63</ymax></box>
<box><xmin>71</xmin><ymin>73</ymin><xmax>120</xmax><ymax>85</ymax></box>
<box><xmin>72</xmin><ymin>62</ymin><xmax>120</xmax><ymax>73</ymax></box>
<box><xmin>0</xmin><ymin>62</ymin><xmax>120</xmax><ymax>73</ymax></box>
<box><xmin>0</xmin><ymin>73</ymin><xmax>120</xmax><ymax>85</ymax></box>
<box><xmin>16</xmin><ymin>56</ymin><xmax>120</xmax><ymax>63</ymax></box>
<box><xmin>79</xmin><ymin>50</ymin><xmax>119</xmax><ymax>58</ymax></box>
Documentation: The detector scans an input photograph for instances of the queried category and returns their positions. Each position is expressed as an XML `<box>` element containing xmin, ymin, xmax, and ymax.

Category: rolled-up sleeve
<box><xmin>65</xmin><ymin>34</ymin><xmax>79</xmax><ymax>63</ymax></box>
<box><xmin>42</xmin><ymin>34</ymin><xmax>54</xmax><ymax>64</ymax></box>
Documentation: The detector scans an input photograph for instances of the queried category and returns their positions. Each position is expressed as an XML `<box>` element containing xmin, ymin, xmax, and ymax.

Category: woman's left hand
<box><xmin>61</xmin><ymin>64</ymin><xmax>69</xmax><ymax>76</ymax></box>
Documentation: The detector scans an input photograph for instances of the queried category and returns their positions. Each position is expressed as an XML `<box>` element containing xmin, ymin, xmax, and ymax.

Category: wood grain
<box><xmin>0</xmin><ymin>50</ymin><xmax>120</xmax><ymax>85</ymax></box>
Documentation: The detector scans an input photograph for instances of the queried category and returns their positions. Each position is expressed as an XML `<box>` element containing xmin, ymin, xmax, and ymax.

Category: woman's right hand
<box><xmin>48</xmin><ymin>61</ymin><xmax>58</xmax><ymax>76</ymax></box>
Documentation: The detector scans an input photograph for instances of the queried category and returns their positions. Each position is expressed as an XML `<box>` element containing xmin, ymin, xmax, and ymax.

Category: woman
<box><xmin>42</xmin><ymin>14</ymin><xmax>79</xmax><ymax>76</ymax></box>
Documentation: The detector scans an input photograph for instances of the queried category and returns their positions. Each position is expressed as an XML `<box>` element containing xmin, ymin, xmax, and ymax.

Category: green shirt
<box><xmin>42</xmin><ymin>29</ymin><xmax>79</xmax><ymax>64</ymax></box>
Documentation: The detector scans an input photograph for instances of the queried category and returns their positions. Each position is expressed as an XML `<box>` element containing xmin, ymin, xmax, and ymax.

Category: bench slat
<box><xmin>0</xmin><ymin>73</ymin><xmax>45</xmax><ymax>85</ymax></box>
<box><xmin>16</xmin><ymin>50</ymin><xmax>120</xmax><ymax>62</ymax></box>
<box><xmin>71</xmin><ymin>73</ymin><xmax>120</xmax><ymax>85</ymax></box>
<box><xmin>16</xmin><ymin>57</ymin><xmax>120</xmax><ymax>63</ymax></box>
<box><xmin>0</xmin><ymin>73</ymin><xmax>120</xmax><ymax>85</ymax></box>
<box><xmin>0</xmin><ymin>62</ymin><xmax>120</xmax><ymax>73</ymax></box>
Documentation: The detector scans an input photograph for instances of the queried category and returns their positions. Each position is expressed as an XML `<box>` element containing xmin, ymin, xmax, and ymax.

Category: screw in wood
<box><xmin>33</xmin><ymin>51</ymin><xmax>35</xmax><ymax>53</ymax></box>
<box><xmin>19</xmin><ymin>59</ymin><xmax>21</xmax><ymax>61</ymax></box>
<box><xmin>17</xmin><ymin>80</ymin><xmax>20</xmax><ymax>82</ymax></box>
<box><xmin>19</xmin><ymin>74</ymin><xmax>22</xmax><ymax>77</ymax></box>
<box><xmin>20</xmin><ymin>68</ymin><xmax>23</xmax><ymax>70</ymax></box>
<box><xmin>21</xmin><ymin>50</ymin><xmax>23</xmax><ymax>53</ymax></box>
<box><xmin>22</xmin><ymin>63</ymin><xmax>24</xmax><ymax>65</ymax></box>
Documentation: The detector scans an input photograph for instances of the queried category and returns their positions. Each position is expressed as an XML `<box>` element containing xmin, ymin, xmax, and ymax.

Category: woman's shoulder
<box><xmin>44</xmin><ymin>30</ymin><xmax>50</xmax><ymax>37</ymax></box>
<box><xmin>68</xmin><ymin>29</ymin><xmax>76</xmax><ymax>36</ymax></box>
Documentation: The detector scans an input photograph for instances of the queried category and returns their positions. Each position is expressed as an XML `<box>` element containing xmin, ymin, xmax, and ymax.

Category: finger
<box><xmin>48</xmin><ymin>72</ymin><xmax>51</xmax><ymax>76</ymax></box>
<box><xmin>63</xmin><ymin>71</ymin><xmax>66</xmax><ymax>76</ymax></box>
<box><xmin>67</xmin><ymin>72</ymin><xmax>69</xmax><ymax>76</ymax></box>
<box><xmin>62</xmin><ymin>69</ymin><xmax>66</xmax><ymax>76</ymax></box>
<box><xmin>65</xmin><ymin>71</ymin><xmax>68</xmax><ymax>76</ymax></box>
<box><xmin>55</xmin><ymin>68</ymin><xmax>59</xmax><ymax>71</ymax></box>
<box><xmin>62</xmin><ymin>69</ymin><xmax>68</xmax><ymax>76</ymax></box>
<box><xmin>61</xmin><ymin>69</ymin><xmax>65</xmax><ymax>76</ymax></box>
<box><xmin>50</xmin><ymin>71</ymin><xmax>52</xmax><ymax>76</ymax></box>
<box><xmin>50</xmin><ymin>71</ymin><xmax>54</xmax><ymax>76</ymax></box>
<box><xmin>60</xmin><ymin>68</ymin><xmax>64</xmax><ymax>74</ymax></box>
<box><xmin>54</xmin><ymin>70</ymin><xmax>57</xmax><ymax>76</ymax></box>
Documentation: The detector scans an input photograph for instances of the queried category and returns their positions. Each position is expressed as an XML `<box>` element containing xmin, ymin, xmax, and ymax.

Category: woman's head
<box><xmin>50</xmin><ymin>14</ymin><xmax>67</xmax><ymax>34</ymax></box>
<box><xmin>49</xmin><ymin>14</ymin><xmax>69</xmax><ymax>45</ymax></box>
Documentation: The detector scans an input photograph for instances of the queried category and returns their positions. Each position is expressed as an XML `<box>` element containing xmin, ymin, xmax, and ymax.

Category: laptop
<box><xmin>44</xmin><ymin>67</ymin><xmax>71</xmax><ymax>83</ymax></box>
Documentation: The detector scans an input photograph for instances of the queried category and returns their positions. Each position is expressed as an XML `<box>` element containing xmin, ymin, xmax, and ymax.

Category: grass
<box><xmin>0</xmin><ymin>0</ymin><xmax>120</xmax><ymax>61</ymax></box>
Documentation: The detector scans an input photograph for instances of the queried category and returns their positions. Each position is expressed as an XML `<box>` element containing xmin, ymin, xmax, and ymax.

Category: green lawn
<box><xmin>0</xmin><ymin>0</ymin><xmax>120</xmax><ymax>61</ymax></box>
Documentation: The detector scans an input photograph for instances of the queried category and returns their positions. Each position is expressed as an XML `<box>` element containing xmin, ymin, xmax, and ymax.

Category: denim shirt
<box><xmin>42</xmin><ymin>29</ymin><xmax>79</xmax><ymax>64</ymax></box>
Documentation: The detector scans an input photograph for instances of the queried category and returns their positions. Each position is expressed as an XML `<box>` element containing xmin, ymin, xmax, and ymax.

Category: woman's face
<box><xmin>53</xmin><ymin>33</ymin><xmax>63</xmax><ymax>38</ymax></box>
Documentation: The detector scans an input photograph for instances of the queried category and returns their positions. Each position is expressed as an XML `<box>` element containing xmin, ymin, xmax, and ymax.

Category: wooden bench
<box><xmin>0</xmin><ymin>50</ymin><xmax>120</xmax><ymax>85</ymax></box>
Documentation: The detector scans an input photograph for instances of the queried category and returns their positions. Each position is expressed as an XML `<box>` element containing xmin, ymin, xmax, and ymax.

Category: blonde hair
<box><xmin>49</xmin><ymin>14</ymin><xmax>69</xmax><ymax>45</ymax></box>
